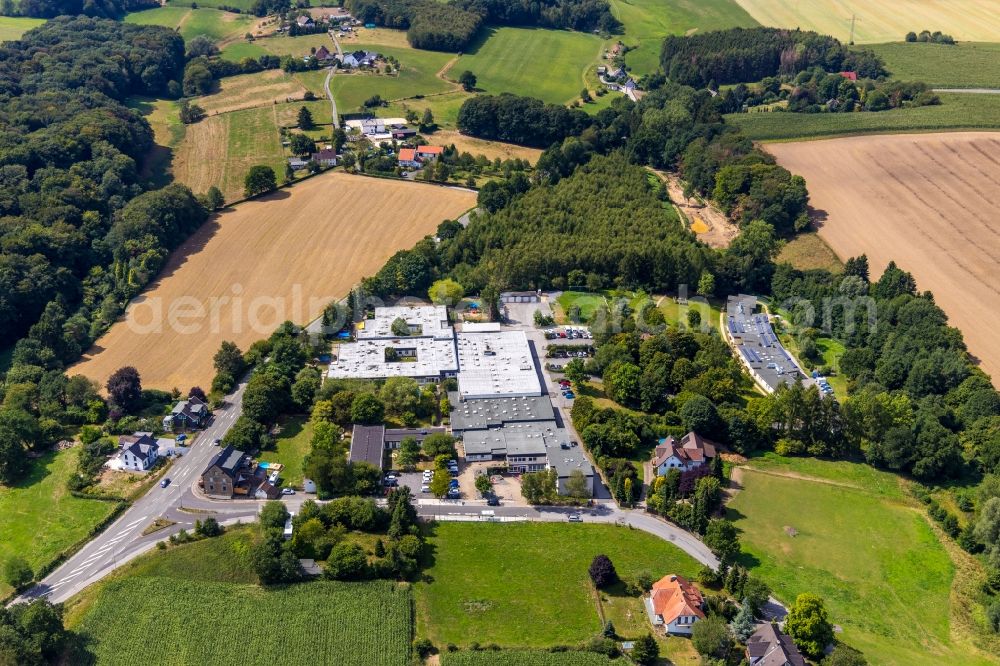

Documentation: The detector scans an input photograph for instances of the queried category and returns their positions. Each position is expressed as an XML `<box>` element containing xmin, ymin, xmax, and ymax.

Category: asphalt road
<box><xmin>18</xmin><ymin>381</ymin><xmax>260</xmax><ymax>605</ymax></box>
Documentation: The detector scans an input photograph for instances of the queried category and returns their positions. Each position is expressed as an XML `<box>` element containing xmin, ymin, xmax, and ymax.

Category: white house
<box><xmin>651</xmin><ymin>431</ymin><xmax>717</xmax><ymax>475</ymax></box>
<box><xmin>645</xmin><ymin>574</ymin><xmax>705</xmax><ymax>636</ymax></box>
<box><xmin>117</xmin><ymin>433</ymin><xmax>160</xmax><ymax>471</ymax></box>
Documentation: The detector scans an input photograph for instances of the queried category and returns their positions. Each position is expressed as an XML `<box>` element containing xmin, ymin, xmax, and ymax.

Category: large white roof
<box><xmin>455</xmin><ymin>330</ymin><xmax>542</xmax><ymax>399</ymax></box>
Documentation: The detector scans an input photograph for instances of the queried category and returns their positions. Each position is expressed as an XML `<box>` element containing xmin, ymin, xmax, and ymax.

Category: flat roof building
<box><xmin>455</xmin><ymin>329</ymin><xmax>542</xmax><ymax>399</ymax></box>
<box><xmin>449</xmin><ymin>393</ymin><xmax>555</xmax><ymax>433</ymax></box>
<box><xmin>462</xmin><ymin>421</ymin><xmax>594</xmax><ymax>495</ymax></box>
<box><xmin>328</xmin><ymin>337</ymin><xmax>458</xmax><ymax>383</ymax></box>
<box><xmin>357</xmin><ymin>305</ymin><xmax>452</xmax><ymax>340</ymax></box>
<box><xmin>726</xmin><ymin>295</ymin><xmax>807</xmax><ymax>394</ymax></box>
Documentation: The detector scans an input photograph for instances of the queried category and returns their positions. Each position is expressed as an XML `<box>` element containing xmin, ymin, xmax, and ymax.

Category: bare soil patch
<box><xmin>765</xmin><ymin>132</ymin><xmax>1000</xmax><ymax>384</ymax></box>
<box><xmin>71</xmin><ymin>173</ymin><xmax>475</xmax><ymax>389</ymax></box>
<box><xmin>653</xmin><ymin>170</ymin><xmax>738</xmax><ymax>248</ymax></box>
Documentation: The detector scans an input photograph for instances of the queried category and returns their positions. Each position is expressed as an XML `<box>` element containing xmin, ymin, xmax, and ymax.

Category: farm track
<box><xmin>765</xmin><ymin>132</ymin><xmax>1000</xmax><ymax>385</ymax></box>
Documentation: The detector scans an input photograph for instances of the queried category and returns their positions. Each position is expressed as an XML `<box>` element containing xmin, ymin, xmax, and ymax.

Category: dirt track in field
<box><xmin>765</xmin><ymin>132</ymin><xmax>1000</xmax><ymax>384</ymax></box>
<box><xmin>71</xmin><ymin>173</ymin><xmax>475</xmax><ymax>390</ymax></box>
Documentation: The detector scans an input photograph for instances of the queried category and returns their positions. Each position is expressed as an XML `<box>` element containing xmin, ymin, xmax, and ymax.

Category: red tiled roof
<box><xmin>398</xmin><ymin>148</ymin><xmax>416</xmax><ymax>161</ymax></box>
<box><xmin>416</xmin><ymin>145</ymin><xmax>443</xmax><ymax>155</ymax></box>
<box><xmin>650</xmin><ymin>575</ymin><xmax>705</xmax><ymax>624</ymax></box>
<box><xmin>839</xmin><ymin>71</ymin><xmax>858</xmax><ymax>81</ymax></box>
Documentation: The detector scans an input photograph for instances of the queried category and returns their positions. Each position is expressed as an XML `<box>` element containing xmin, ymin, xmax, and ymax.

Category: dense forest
<box><xmin>345</xmin><ymin>0</ymin><xmax>618</xmax><ymax>51</ymax></box>
<box><xmin>3</xmin><ymin>0</ymin><xmax>157</xmax><ymax>19</ymax></box>
<box><xmin>457</xmin><ymin>94</ymin><xmax>594</xmax><ymax>147</ymax></box>
<box><xmin>659</xmin><ymin>27</ymin><xmax>885</xmax><ymax>88</ymax></box>
<box><xmin>0</xmin><ymin>18</ymin><xmax>210</xmax><ymax>483</ymax></box>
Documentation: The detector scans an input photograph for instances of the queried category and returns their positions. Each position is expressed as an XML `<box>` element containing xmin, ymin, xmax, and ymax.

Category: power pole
<box><xmin>848</xmin><ymin>14</ymin><xmax>860</xmax><ymax>45</ymax></box>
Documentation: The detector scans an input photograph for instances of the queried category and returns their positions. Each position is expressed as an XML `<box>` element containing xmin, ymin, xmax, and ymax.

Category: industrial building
<box><xmin>455</xmin><ymin>328</ymin><xmax>543</xmax><ymax>399</ymax></box>
<box><xmin>726</xmin><ymin>295</ymin><xmax>807</xmax><ymax>393</ymax></box>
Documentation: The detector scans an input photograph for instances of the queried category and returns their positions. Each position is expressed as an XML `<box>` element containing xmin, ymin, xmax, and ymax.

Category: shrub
<box><xmin>588</xmin><ymin>554</ymin><xmax>617</xmax><ymax>588</ymax></box>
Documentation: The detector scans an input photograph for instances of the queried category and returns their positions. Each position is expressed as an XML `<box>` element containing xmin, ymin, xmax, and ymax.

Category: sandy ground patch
<box><xmin>765</xmin><ymin>132</ymin><xmax>1000</xmax><ymax>384</ymax></box>
<box><xmin>653</xmin><ymin>169</ymin><xmax>738</xmax><ymax>248</ymax></box>
<box><xmin>432</xmin><ymin>130</ymin><xmax>544</xmax><ymax>164</ymax></box>
<box><xmin>71</xmin><ymin>173</ymin><xmax>475</xmax><ymax>390</ymax></box>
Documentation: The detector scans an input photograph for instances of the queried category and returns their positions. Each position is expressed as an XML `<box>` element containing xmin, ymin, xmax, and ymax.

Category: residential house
<box><xmin>350</xmin><ymin>424</ymin><xmax>386</xmax><ymax>470</ymax></box>
<box><xmin>254</xmin><ymin>480</ymin><xmax>280</xmax><ymax>500</ymax></box>
<box><xmin>288</xmin><ymin>156</ymin><xmax>309</xmax><ymax>170</ymax></box>
<box><xmin>397</xmin><ymin>147</ymin><xmax>419</xmax><ymax>168</ymax></box>
<box><xmin>311</xmin><ymin>148</ymin><xmax>338</xmax><ymax>167</ymax></box>
<box><xmin>163</xmin><ymin>395</ymin><xmax>209</xmax><ymax>432</ymax></box>
<box><xmin>117</xmin><ymin>433</ymin><xmax>159</xmax><ymax>471</ymax></box>
<box><xmin>341</xmin><ymin>50</ymin><xmax>379</xmax><ymax>68</ymax></box>
<box><xmin>838</xmin><ymin>71</ymin><xmax>858</xmax><ymax>82</ymax></box>
<box><xmin>314</xmin><ymin>45</ymin><xmax>335</xmax><ymax>62</ymax></box>
<box><xmin>296</xmin><ymin>15</ymin><xmax>314</xmax><ymax>28</ymax></box>
<box><xmin>651</xmin><ymin>431</ymin><xmax>717</xmax><ymax>475</ymax></box>
<box><xmin>746</xmin><ymin>623</ymin><xmax>807</xmax><ymax>666</ymax></box>
<box><xmin>201</xmin><ymin>445</ymin><xmax>253</xmax><ymax>498</ymax></box>
<box><xmin>415</xmin><ymin>145</ymin><xmax>443</xmax><ymax>161</ymax></box>
<box><xmin>646</xmin><ymin>574</ymin><xmax>705</xmax><ymax>635</ymax></box>
<box><xmin>391</xmin><ymin>127</ymin><xmax>417</xmax><ymax>140</ymax></box>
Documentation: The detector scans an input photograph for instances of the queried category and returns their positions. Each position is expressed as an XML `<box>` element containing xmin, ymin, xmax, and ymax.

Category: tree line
<box><xmin>345</xmin><ymin>0</ymin><xmax>618</xmax><ymax>52</ymax></box>
<box><xmin>4</xmin><ymin>0</ymin><xmax>156</xmax><ymax>19</ymax></box>
<box><xmin>659</xmin><ymin>27</ymin><xmax>885</xmax><ymax>88</ymax></box>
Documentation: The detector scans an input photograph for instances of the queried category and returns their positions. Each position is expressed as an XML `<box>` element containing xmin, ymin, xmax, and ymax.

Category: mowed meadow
<box><xmin>728</xmin><ymin>455</ymin><xmax>996</xmax><ymax>665</ymax></box>
<box><xmin>70</xmin><ymin>173</ymin><xmax>475</xmax><ymax>390</ymax></box>
<box><xmin>764</xmin><ymin>132</ymin><xmax>1000</xmax><ymax>385</ymax></box>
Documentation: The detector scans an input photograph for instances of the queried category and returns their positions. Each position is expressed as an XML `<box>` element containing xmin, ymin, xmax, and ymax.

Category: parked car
<box><xmin>563</xmin><ymin>392</ymin><xmax>575</xmax><ymax>399</ymax></box>
<box><xmin>568</xmin><ymin>513</ymin><xmax>582</xmax><ymax>522</ymax></box>
<box><xmin>281</xmin><ymin>488</ymin><xmax>296</xmax><ymax>495</ymax></box>
<box><xmin>446</xmin><ymin>490</ymin><xmax>461</xmax><ymax>499</ymax></box>
<box><xmin>486</xmin><ymin>495</ymin><xmax>500</xmax><ymax>506</ymax></box>
<box><xmin>160</xmin><ymin>478</ymin><xmax>171</xmax><ymax>488</ymax></box>
<box><xmin>421</xmin><ymin>484</ymin><xmax>431</xmax><ymax>493</ymax></box>
<box><xmin>213</xmin><ymin>438</ymin><xmax>221</xmax><ymax>446</ymax></box>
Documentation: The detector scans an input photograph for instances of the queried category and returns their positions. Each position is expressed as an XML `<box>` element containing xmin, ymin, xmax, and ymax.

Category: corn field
<box><xmin>77</xmin><ymin>577</ymin><xmax>412</xmax><ymax>665</ymax></box>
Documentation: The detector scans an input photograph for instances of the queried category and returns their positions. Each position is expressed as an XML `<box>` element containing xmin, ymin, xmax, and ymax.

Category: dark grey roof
<box><xmin>206</xmin><ymin>445</ymin><xmax>246</xmax><ymax>479</ymax></box>
<box><xmin>349</xmin><ymin>424</ymin><xmax>385</xmax><ymax>469</ymax></box>
<box><xmin>746</xmin><ymin>623</ymin><xmax>806</xmax><ymax>666</ymax></box>
<box><xmin>449</xmin><ymin>393</ymin><xmax>555</xmax><ymax>432</ymax></box>
<box><xmin>119</xmin><ymin>433</ymin><xmax>158</xmax><ymax>461</ymax></box>
<box><xmin>727</xmin><ymin>294</ymin><xmax>806</xmax><ymax>393</ymax></box>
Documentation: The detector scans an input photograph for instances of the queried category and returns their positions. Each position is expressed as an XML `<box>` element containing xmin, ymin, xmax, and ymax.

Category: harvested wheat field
<box><xmin>71</xmin><ymin>174</ymin><xmax>475</xmax><ymax>390</ymax></box>
<box><xmin>433</xmin><ymin>130</ymin><xmax>543</xmax><ymax>164</ymax></box>
<box><xmin>765</xmin><ymin>132</ymin><xmax>1000</xmax><ymax>383</ymax></box>
<box><xmin>199</xmin><ymin>70</ymin><xmax>307</xmax><ymax>116</ymax></box>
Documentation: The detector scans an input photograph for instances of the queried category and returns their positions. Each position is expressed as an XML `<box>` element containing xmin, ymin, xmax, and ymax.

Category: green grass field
<box><xmin>332</xmin><ymin>43</ymin><xmax>456</xmax><ymax>112</ymax></box>
<box><xmin>222</xmin><ymin>40</ymin><xmax>268</xmax><ymax>62</ymax></box>
<box><xmin>221</xmin><ymin>104</ymin><xmax>287</xmax><ymax>197</ymax></box>
<box><xmin>776</xmin><ymin>231</ymin><xmax>844</xmax><ymax>273</ymax></box>
<box><xmin>0</xmin><ymin>16</ymin><xmax>45</xmax><ymax>42</ymax></box>
<box><xmin>259</xmin><ymin>415</ymin><xmax>312</xmax><ymax>487</ymax></box>
<box><xmin>865</xmin><ymin>41</ymin><xmax>1000</xmax><ymax>89</ymax></box>
<box><xmin>381</xmin><ymin>90</ymin><xmax>472</xmax><ymax>130</ymax></box>
<box><xmin>125</xmin><ymin>7</ymin><xmax>254</xmax><ymax>43</ymax></box>
<box><xmin>0</xmin><ymin>448</ymin><xmax>119</xmax><ymax>597</ymax></box>
<box><xmin>74</xmin><ymin>577</ymin><xmax>412</xmax><ymax>665</ymax></box>
<box><xmin>610</xmin><ymin>0</ymin><xmax>758</xmax><ymax>75</ymax></box>
<box><xmin>441</xmin><ymin>652</ymin><xmax>626</xmax><ymax>665</ymax></box>
<box><xmin>455</xmin><ymin>27</ymin><xmax>604</xmax><ymax>105</ymax></box>
<box><xmin>554</xmin><ymin>290</ymin><xmax>607</xmax><ymax>323</ymax></box>
<box><xmin>414</xmin><ymin>522</ymin><xmax>700</xmax><ymax>648</ymax></box>
<box><xmin>728</xmin><ymin>93</ymin><xmax>1000</xmax><ymax>141</ymax></box>
<box><xmin>727</xmin><ymin>456</ymin><xmax>993</xmax><ymax>665</ymax></box>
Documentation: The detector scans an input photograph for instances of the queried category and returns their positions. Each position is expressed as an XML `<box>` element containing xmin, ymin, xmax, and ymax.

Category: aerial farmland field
<box><xmin>70</xmin><ymin>173</ymin><xmax>475</xmax><ymax>389</ymax></box>
<box><xmin>764</xmin><ymin>132</ymin><xmax>1000</xmax><ymax>385</ymax></box>
<box><xmin>731</xmin><ymin>0</ymin><xmax>1000</xmax><ymax>43</ymax></box>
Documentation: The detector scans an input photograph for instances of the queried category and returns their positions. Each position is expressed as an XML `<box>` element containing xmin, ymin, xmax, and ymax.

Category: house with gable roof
<box><xmin>116</xmin><ymin>432</ymin><xmax>160</xmax><ymax>471</ymax></box>
<box><xmin>645</xmin><ymin>574</ymin><xmax>705</xmax><ymax>635</ymax></box>
<box><xmin>651</xmin><ymin>431</ymin><xmax>717</xmax><ymax>475</ymax></box>
<box><xmin>746</xmin><ymin>622</ymin><xmax>807</xmax><ymax>666</ymax></box>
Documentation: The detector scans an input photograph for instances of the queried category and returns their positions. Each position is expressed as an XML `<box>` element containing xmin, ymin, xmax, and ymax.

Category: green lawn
<box><xmin>728</xmin><ymin>456</ymin><xmax>992</xmax><ymax>665</ymax></box>
<box><xmin>0</xmin><ymin>448</ymin><xmax>119</xmax><ymax>597</ymax></box>
<box><xmin>332</xmin><ymin>43</ymin><xmax>456</xmax><ymax>112</ymax></box>
<box><xmin>125</xmin><ymin>7</ymin><xmax>254</xmax><ymax>44</ymax></box>
<box><xmin>865</xmin><ymin>41</ymin><xmax>1000</xmax><ymax>88</ymax></box>
<box><xmin>455</xmin><ymin>27</ymin><xmax>604</xmax><ymax>105</ymax></box>
<box><xmin>414</xmin><ymin>522</ymin><xmax>700</xmax><ymax>647</ymax></box>
<box><xmin>776</xmin><ymin>231</ymin><xmax>844</xmax><ymax>273</ymax></box>
<box><xmin>555</xmin><ymin>290</ymin><xmax>607</xmax><ymax>323</ymax></box>
<box><xmin>727</xmin><ymin>93</ymin><xmax>1000</xmax><ymax>141</ymax></box>
<box><xmin>259</xmin><ymin>415</ymin><xmax>313</xmax><ymax>487</ymax></box>
<box><xmin>610</xmin><ymin>0</ymin><xmax>758</xmax><ymax>75</ymax></box>
<box><xmin>381</xmin><ymin>90</ymin><xmax>472</xmax><ymax>130</ymax></box>
<box><xmin>221</xmin><ymin>40</ymin><xmax>268</xmax><ymax>62</ymax></box>
<box><xmin>441</xmin><ymin>652</ymin><xmax>627</xmax><ymax>665</ymax></box>
<box><xmin>221</xmin><ymin>104</ymin><xmax>287</xmax><ymax>198</ymax></box>
<box><xmin>0</xmin><ymin>16</ymin><xmax>45</xmax><ymax>42</ymax></box>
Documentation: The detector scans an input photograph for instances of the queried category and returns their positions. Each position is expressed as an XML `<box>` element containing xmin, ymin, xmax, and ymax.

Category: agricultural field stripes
<box><xmin>731</xmin><ymin>0</ymin><xmax>1000</xmax><ymax>43</ymax></box>
<box><xmin>74</xmin><ymin>578</ymin><xmax>412</xmax><ymax>665</ymax></box>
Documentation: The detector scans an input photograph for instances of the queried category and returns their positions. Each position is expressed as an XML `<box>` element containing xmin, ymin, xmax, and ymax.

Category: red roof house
<box><xmin>647</xmin><ymin>574</ymin><xmax>705</xmax><ymax>635</ymax></box>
